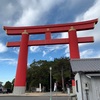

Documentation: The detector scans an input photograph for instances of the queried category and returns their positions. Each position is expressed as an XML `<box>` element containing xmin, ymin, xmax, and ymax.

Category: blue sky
<box><xmin>0</xmin><ymin>0</ymin><xmax>100</xmax><ymax>84</ymax></box>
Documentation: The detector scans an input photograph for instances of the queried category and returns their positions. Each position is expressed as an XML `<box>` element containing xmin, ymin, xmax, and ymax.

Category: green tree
<box><xmin>26</xmin><ymin>57</ymin><xmax>72</xmax><ymax>92</ymax></box>
<box><xmin>4</xmin><ymin>81</ymin><xmax>12</xmax><ymax>89</ymax></box>
<box><xmin>26</xmin><ymin>60</ymin><xmax>50</xmax><ymax>91</ymax></box>
<box><xmin>52</xmin><ymin>57</ymin><xmax>71</xmax><ymax>92</ymax></box>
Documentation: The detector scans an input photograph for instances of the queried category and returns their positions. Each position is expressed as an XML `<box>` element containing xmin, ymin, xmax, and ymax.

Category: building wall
<box><xmin>75</xmin><ymin>73</ymin><xmax>100</xmax><ymax>100</ymax></box>
<box><xmin>75</xmin><ymin>73</ymin><xmax>83</xmax><ymax>100</ymax></box>
<box><xmin>91</xmin><ymin>76</ymin><xmax>100</xmax><ymax>100</ymax></box>
<box><xmin>81</xmin><ymin>73</ymin><xmax>92</xmax><ymax>100</ymax></box>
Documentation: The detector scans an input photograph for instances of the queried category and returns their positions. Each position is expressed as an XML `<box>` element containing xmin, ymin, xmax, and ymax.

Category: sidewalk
<box><xmin>0</xmin><ymin>92</ymin><xmax>76</xmax><ymax>97</ymax></box>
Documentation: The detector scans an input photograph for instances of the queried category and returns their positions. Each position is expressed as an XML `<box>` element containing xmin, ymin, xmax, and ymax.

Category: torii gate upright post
<box><xmin>13</xmin><ymin>30</ymin><xmax>29</xmax><ymax>94</ymax></box>
<box><xmin>68</xmin><ymin>27</ymin><xmax>80</xmax><ymax>58</ymax></box>
<box><xmin>4</xmin><ymin>19</ymin><xmax>98</xmax><ymax>94</ymax></box>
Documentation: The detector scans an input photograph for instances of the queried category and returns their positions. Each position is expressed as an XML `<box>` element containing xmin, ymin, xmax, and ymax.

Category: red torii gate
<box><xmin>4</xmin><ymin>19</ymin><xmax>98</xmax><ymax>94</ymax></box>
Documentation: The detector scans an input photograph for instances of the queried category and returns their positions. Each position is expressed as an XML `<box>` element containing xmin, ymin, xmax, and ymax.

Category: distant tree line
<box><xmin>4</xmin><ymin>57</ymin><xmax>74</xmax><ymax>92</ymax></box>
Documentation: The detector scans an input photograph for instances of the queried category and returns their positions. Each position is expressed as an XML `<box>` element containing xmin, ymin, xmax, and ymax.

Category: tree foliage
<box><xmin>4</xmin><ymin>81</ymin><xmax>12</xmax><ymax>89</ymax></box>
<box><xmin>26</xmin><ymin>57</ymin><xmax>73</xmax><ymax>91</ymax></box>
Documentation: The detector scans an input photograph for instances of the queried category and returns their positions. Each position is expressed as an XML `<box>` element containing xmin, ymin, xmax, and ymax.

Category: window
<box><xmin>76</xmin><ymin>80</ymin><xmax>78</xmax><ymax>92</ymax></box>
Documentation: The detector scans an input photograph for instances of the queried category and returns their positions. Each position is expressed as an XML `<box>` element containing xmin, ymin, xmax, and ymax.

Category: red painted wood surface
<box><xmin>7</xmin><ymin>37</ymin><xmax>93</xmax><ymax>47</ymax></box>
<box><xmin>14</xmin><ymin>33</ymin><xmax>29</xmax><ymax>86</ymax></box>
<box><xmin>4</xmin><ymin>19</ymin><xmax>98</xmax><ymax>35</ymax></box>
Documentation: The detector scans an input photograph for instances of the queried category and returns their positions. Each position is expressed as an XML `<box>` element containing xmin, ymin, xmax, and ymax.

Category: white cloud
<box><xmin>0</xmin><ymin>58</ymin><xmax>17</xmax><ymax>65</ymax></box>
<box><xmin>49</xmin><ymin>56</ymin><xmax>53</xmax><ymax>61</ymax></box>
<box><xmin>14</xmin><ymin>0</ymin><xmax>63</xmax><ymax>26</ymax></box>
<box><xmin>44</xmin><ymin>45</ymin><xmax>66</xmax><ymax>52</ymax></box>
<box><xmin>96</xmin><ymin>54</ymin><xmax>100</xmax><ymax>58</ymax></box>
<box><xmin>43</xmin><ymin>51</ymin><xmax>47</xmax><ymax>57</ymax></box>
<box><xmin>0</xmin><ymin>43</ymin><xmax>7</xmax><ymax>53</ymax></box>
<box><xmin>0</xmin><ymin>58</ymin><xmax>14</xmax><ymax>61</ymax></box>
<box><xmin>64</xmin><ymin>45</ymin><xmax>70</xmax><ymax>57</ymax></box>
<box><xmin>79</xmin><ymin>0</ymin><xmax>100</xmax><ymax>20</ymax></box>
<box><xmin>8</xmin><ymin>60</ymin><xmax>17</xmax><ymax>65</ymax></box>
<box><xmin>80</xmin><ymin>49</ymin><xmax>100</xmax><ymax>58</ymax></box>
<box><xmin>0</xmin><ymin>0</ymin><xmax>22</xmax><ymax>25</ymax></box>
<box><xmin>53</xmin><ymin>32</ymin><xmax>68</xmax><ymax>39</ymax></box>
<box><xmin>61</xmin><ymin>32</ymin><xmax>68</xmax><ymax>38</ymax></box>
<box><xmin>14</xmin><ymin>7</ymin><xmax>39</xmax><ymax>26</ymax></box>
<box><xmin>13</xmin><ymin>47</ymin><xmax>19</xmax><ymax>54</ymax></box>
<box><xmin>43</xmin><ymin>44</ymin><xmax>69</xmax><ymax>57</ymax></box>
<box><xmin>80</xmin><ymin>49</ymin><xmax>93</xmax><ymax>58</ymax></box>
<box><xmin>30</xmin><ymin>46</ymin><xmax>39</xmax><ymax>52</ymax></box>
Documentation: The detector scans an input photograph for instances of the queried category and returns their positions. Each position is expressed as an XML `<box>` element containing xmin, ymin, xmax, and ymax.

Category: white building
<box><xmin>70</xmin><ymin>58</ymin><xmax>100</xmax><ymax>100</ymax></box>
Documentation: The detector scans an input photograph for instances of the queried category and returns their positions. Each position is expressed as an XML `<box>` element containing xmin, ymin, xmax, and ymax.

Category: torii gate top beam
<box><xmin>4</xmin><ymin>19</ymin><xmax>98</xmax><ymax>35</ymax></box>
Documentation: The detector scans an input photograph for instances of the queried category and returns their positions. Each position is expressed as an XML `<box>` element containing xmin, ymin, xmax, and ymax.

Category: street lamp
<box><xmin>50</xmin><ymin>67</ymin><xmax>52</xmax><ymax>100</ymax></box>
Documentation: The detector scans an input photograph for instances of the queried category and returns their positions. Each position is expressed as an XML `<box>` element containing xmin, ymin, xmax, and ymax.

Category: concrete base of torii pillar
<box><xmin>13</xmin><ymin>86</ymin><xmax>26</xmax><ymax>94</ymax></box>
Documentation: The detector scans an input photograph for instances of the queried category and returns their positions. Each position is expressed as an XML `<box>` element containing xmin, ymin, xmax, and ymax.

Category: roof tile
<box><xmin>70</xmin><ymin>58</ymin><xmax>100</xmax><ymax>72</ymax></box>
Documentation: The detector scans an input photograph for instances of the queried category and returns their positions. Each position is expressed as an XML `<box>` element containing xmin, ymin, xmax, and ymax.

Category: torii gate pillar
<box><xmin>68</xmin><ymin>27</ymin><xmax>80</xmax><ymax>58</ymax></box>
<box><xmin>13</xmin><ymin>31</ymin><xmax>29</xmax><ymax>94</ymax></box>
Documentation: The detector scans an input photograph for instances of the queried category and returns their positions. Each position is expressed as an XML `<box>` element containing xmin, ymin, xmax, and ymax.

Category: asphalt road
<box><xmin>0</xmin><ymin>96</ymin><xmax>72</xmax><ymax>100</ymax></box>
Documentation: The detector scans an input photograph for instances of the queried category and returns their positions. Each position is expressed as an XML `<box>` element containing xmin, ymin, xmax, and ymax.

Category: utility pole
<box><xmin>61</xmin><ymin>66</ymin><xmax>65</xmax><ymax>92</ymax></box>
<box><xmin>50</xmin><ymin>67</ymin><xmax>52</xmax><ymax>100</ymax></box>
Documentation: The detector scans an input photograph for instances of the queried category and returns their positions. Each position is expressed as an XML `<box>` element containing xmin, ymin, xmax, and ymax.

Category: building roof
<box><xmin>70</xmin><ymin>58</ymin><xmax>100</xmax><ymax>73</ymax></box>
<box><xmin>86</xmin><ymin>74</ymin><xmax>100</xmax><ymax>76</ymax></box>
